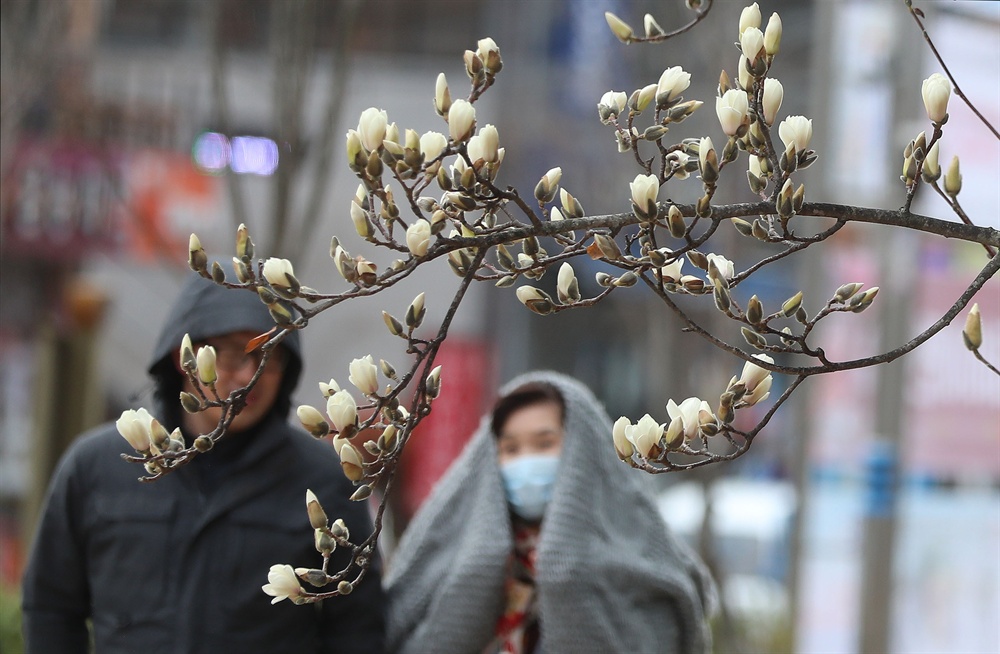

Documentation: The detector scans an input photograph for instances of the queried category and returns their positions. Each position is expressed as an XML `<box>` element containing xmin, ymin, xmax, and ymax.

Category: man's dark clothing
<box><xmin>21</xmin><ymin>273</ymin><xmax>386</xmax><ymax>653</ymax></box>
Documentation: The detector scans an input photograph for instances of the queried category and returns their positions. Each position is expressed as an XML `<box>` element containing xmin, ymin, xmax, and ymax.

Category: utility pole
<box><xmin>856</xmin><ymin>4</ymin><xmax>922</xmax><ymax>651</ymax></box>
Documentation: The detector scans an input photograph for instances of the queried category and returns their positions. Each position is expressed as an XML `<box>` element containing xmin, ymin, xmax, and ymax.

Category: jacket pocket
<box><xmin>86</xmin><ymin>492</ymin><xmax>177</xmax><ymax>625</ymax></box>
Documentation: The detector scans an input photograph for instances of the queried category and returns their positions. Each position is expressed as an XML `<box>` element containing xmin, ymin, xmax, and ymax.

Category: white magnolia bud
<box><xmin>612</xmin><ymin>417</ymin><xmax>634</xmax><ymax>460</ymax></box>
<box><xmin>196</xmin><ymin>346</ymin><xmax>217</xmax><ymax>385</ymax></box>
<box><xmin>116</xmin><ymin>408</ymin><xmax>154</xmax><ymax>453</ymax></box>
<box><xmin>764</xmin><ymin>12</ymin><xmax>782</xmax><ymax>56</ymax></box>
<box><xmin>963</xmin><ymin>303</ymin><xmax>982</xmax><ymax>350</ymax></box>
<box><xmin>921</xmin><ymin>73</ymin><xmax>951</xmax><ymax>124</ymax></box>
<box><xmin>262</xmin><ymin>257</ymin><xmax>298</xmax><ymax>292</ymax></box>
<box><xmin>716</xmin><ymin>89</ymin><xmax>748</xmax><ymax>137</ymax></box>
<box><xmin>778</xmin><ymin>115</ymin><xmax>813</xmax><ymax>152</ymax></box>
<box><xmin>448</xmin><ymin>99</ymin><xmax>476</xmax><ymax>143</ymax></box>
<box><xmin>944</xmin><ymin>155</ymin><xmax>962</xmax><ymax>197</ymax></box>
<box><xmin>740</xmin><ymin>26</ymin><xmax>765</xmax><ymax>65</ymax></box>
<box><xmin>739</xmin><ymin>3</ymin><xmax>761</xmax><ymax>36</ymax></box>
<box><xmin>656</xmin><ymin>66</ymin><xmax>691</xmax><ymax>108</ymax></box>
<box><xmin>626</xmin><ymin>414</ymin><xmax>663</xmax><ymax>458</ymax></box>
<box><xmin>262</xmin><ymin>564</ymin><xmax>303</xmax><ymax>605</ymax></box>
<box><xmin>405</xmin><ymin>219</ymin><xmax>432</xmax><ymax>257</ymax></box>
<box><xmin>326</xmin><ymin>390</ymin><xmax>357</xmax><ymax>432</ymax></box>
<box><xmin>357</xmin><ymin>107</ymin><xmax>388</xmax><ymax>152</ymax></box>
<box><xmin>348</xmin><ymin>355</ymin><xmax>379</xmax><ymax>395</ymax></box>
<box><xmin>629</xmin><ymin>173</ymin><xmax>659</xmax><ymax>220</ymax></box>
<box><xmin>434</xmin><ymin>72</ymin><xmax>451</xmax><ymax>116</ymax></box>
<box><xmin>761</xmin><ymin>78</ymin><xmax>783</xmax><ymax>126</ymax></box>
<box><xmin>604</xmin><ymin>11</ymin><xmax>633</xmax><ymax>42</ymax></box>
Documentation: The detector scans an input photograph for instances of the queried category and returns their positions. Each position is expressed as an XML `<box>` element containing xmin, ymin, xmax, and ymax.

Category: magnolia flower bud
<box><xmin>326</xmin><ymin>390</ymin><xmax>357</xmax><ymax>433</ymax></box>
<box><xmin>630</xmin><ymin>173</ymin><xmax>659</xmax><ymax>221</ymax></box>
<box><xmin>643</xmin><ymin>13</ymin><xmax>664</xmax><ymax>37</ymax></box>
<box><xmin>667</xmin><ymin>397</ymin><xmax>703</xmax><ymax>441</ymax></box>
<box><xmin>560</xmin><ymin>188</ymin><xmax>584</xmax><ymax>219</ymax></box>
<box><xmin>305</xmin><ymin>489</ymin><xmax>328</xmax><ymax>530</ymax></box>
<box><xmin>922</xmin><ymin>142</ymin><xmax>941</xmax><ymax>183</ymax></box>
<box><xmin>350</xmin><ymin>202</ymin><xmax>373</xmax><ymax>239</ymax></box>
<box><xmin>762</xmin><ymin>78</ymin><xmax>783</xmax><ymax>126</ymax></box>
<box><xmin>921</xmin><ymin>73</ymin><xmax>951</xmax><ymax>124</ymax></box>
<box><xmin>477</xmin><ymin>37</ymin><xmax>502</xmax><ymax>75</ymax></box>
<box><xmin>405</xmin><ymin>219</ymin><xmax>432</xmax><ymax>257</ymax></box>
<box><xmin>706</xmin><ymin>253</ymin><xmax>735</xmax><ymax>282</ymax></box>
<box><xmin>778</xmin><ymin>115</ymin><xmax>813</xmax><ymax>152</ymax></box>
<box><xmin>515</xmin><ymin>285</ymin><xmax>555</xmax><ymax>315</ymax></box>
<box><xmin>598</xmin><ymin>90</ymin><xmax>628</xmax><ymax>123</ymax></box>
<box><xmin>782</xmin><ymin>291</ymin><xmax>804</xmax><ymax>317</ymax></box>
<box><xmin>764</xmin><ymin>12</ymin><xmax>782</xmax><ymax>56</ymax></box>
<box><xmin>739</xmin><ymin>3</ymin><xmax>761</xmax><ymax>36</ymax></box>
<box><xmin>556</xmin><ymin>262</ymin><xmax>581</xmax><ymax>304</ymax></box>
<box><xmin>534</xmin><ymin>167</ymin><xmax>562</xmax><ymax>204</ymax></box>
<box><xmin>604</xmin><ymin>11</ymin><xmax>633</xmax><ymax>42</ymax></box>
<box><xmin>180</xmin><ymin>391</ymin><xmax>201</xmax><ymax>414</ymax></box>
<box><xmin>448</xmin><ymin>100</ymin><xmax>476</xmax><ymax>143</ymax></box>
<box><xmin>196</xmin><ymin>346</ymin><xmax>217</xmax><ymax>385</ymax></box>
<box><xmin>419</xmin><ymin>131</ymin><xmax>448</xmax><ymax>167</ymax></box>
<box><xmin>716</xmin><ymin>89</ymin><xmax>749</xmax><ymax>137</ymax></box>
<box><xmin>346</xmin><ymin>129</ymin><xmax>365</xmax><ymax>171</ymax></box>
<box><xmin>179</xmin><ymin>333</ymin><xmax>197</xmax><ymax>373</ymax></box>
<box><xmin>339</xmin><ymin>443</ymin><xmax>365</xmax><ymax>482</ymax></box>
<box><xmin>236</xmin><ymin>222</ymin><xmax>254</xmax><ymax>261</ymax></box>
<box><xmin>116</xmin><ymin>408</ymin><xmax>154</xmax><ymax>453</ymax></box>
<box><xmin>357</xmin><ymin>107</ymin><xmax>388</xmax><ymax>152</ymax></box>
<box><xmin>944</xmin><ymin>156</ymin><xmax>962</xmax><ymax>197</ymax></box>
<box><xmin>348</xmin><ymin>355</ymin><xmax>379</xmax><ymax>395</ymax></box>
<box><xmin>232</xmin><ymin>257</ymin><xmax>252</xmax><ymax>284</ymax></box>
<box><xmin>406</xmin><ymin>292</ymin><xmax>426</xmax><ymax>329</ymax></box>
<box><xmin>188</xmin><ymin>233</ymin><xmax>208</xmax><ymax>275</ymax></box>
<box><xmin>656</xmin><ymin>66</ymin><xmax>691</xmax><ymax>109</ymax></box>
<box><xmin>330</xmin><ymin>518</ymin><xmax>349</xmax><ymax>540</ymax></box>
<box><xmin>634</xmin><ymin>84</ymin><xmax>657</xmax><ymax>113</ymax></box>
<box><xmin>834</xmin><ymin>282</ymin><xmax>864</xmax><ymax>302</ymax></box>
<box><xmin>262</xmin><ymin>257</ymin><xmax>300</xmax><ymax>295</ymax></box>
<box><xmin>262</xmin><ymin>564</ymin><xmax>303</xmax><ymax>605</ymax></box>
<box><xmin>659</xmin><ymin>258</ymin><xmax>684</xmax><ymax>283</ymax></box>
<box><xmin>473</xmin><ymin>124</ymin><xmax>500</xmax><ymax>163</ymax></box>
<box><xmin>740</xmin><ymin>27</ymin><xmax>765</xmax><ymax>66</ymax></box>
<box><xmin>746</xmin><ymin>295</ymin><xmax>763</xmax><ymax>324</ymax></box>
<box><xmin>319</xmin><ymin>379</ymin><xmax>341</xmax><ymax>398</ymax></box>
<box><xmin>424</xmin><ymin>364</ymin><xmax>443</xmax><ymax>400</ymax></box>
<box><xmin>297</xmin><ymin>405</ymin><xmax>330</xmax><ymax>438</ymax></box>
<box><xmin>625</xmin><ymin>414</ymin><xmax>663</xmax><ymax>459</ymax></box>
<box><xmin>963</xmin><ymin>303</ymin><xmax>982</xmax><ymax>350</ymax></box>
<box><xmin>434</xmin><ymin>73</ymin><xmax>451</xmax><ymax>116</ymax></box>
<box><xmin>612</xmin><ymin>417</ymin><xmax>634</xmax><ymax>460</ymax></box>
<box><xmin>699</xmin><ymin>137</ymin><xmax>719</xmax><ymax>184</ymax></box>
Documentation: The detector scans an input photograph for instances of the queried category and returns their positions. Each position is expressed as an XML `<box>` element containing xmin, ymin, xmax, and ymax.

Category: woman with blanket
<box><xmin>384</xmin><ymin>370</ymin><xmax>716</xmax><ymax>654</ymax></box>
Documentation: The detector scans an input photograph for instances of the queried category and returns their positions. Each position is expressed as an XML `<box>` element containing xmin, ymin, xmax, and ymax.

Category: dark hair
<box><xmin>491</xmin><ymin>381</ymin><xmax>565</xmax><ymax>437</ymax></box>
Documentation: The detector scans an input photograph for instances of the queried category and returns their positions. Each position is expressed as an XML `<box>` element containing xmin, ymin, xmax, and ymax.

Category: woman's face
<box><xmin>496</xmin><ymin>400</ymin><xmax>564</xmax><ymax>465</ymax></box>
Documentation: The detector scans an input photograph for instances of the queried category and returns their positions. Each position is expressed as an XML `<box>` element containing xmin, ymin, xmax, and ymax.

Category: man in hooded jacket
<box><xmin>21</xmin><ymin>272</ymin><xmax>386</xmax><ymax>654</ymax></box>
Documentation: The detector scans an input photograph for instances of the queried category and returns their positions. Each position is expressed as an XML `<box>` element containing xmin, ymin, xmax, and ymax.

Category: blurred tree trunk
<box><xmin>208</xmin><ymin>0</ymin><xmax>360</xmax><ymax>261</ymax></box>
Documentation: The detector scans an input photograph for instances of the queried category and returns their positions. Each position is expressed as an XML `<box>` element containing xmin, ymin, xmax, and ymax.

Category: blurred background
<box><xmin>1</xmin><ymin>0</ymin><xmax>997</xmax><ymax>652</ymax></box>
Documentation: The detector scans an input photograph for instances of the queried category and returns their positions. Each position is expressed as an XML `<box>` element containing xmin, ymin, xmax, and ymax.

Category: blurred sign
<box><xmin>123</xmin><ymin>149</ymin><xmax>222</xmax><ymax>262</ymax></box>
<box><xmin>394</xmin><ymin>339</ymin><xmax>493</xmax><ymax>522</ymax></box>
<box><xmin>1</xmin><ymin>139</ymin><xmax>124</xmax><ymax>260</ymax></box>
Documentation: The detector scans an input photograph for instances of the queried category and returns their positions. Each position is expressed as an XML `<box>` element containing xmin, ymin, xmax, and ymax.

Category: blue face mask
<box><xmin>499</xmin><ymin>454</ymin><xmax>561</xmax><ymax>522</ymax></box>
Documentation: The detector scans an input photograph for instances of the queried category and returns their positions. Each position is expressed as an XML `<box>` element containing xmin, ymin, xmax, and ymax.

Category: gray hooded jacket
<box><xmin>22</xmin><ymin>272</ymin><xmax>386</xmax><ymax>654</ymax></box>
<box><xmin>385</xmin><ymin>370</ymin><xmax>716</xmax><ymax>654</ymax></box>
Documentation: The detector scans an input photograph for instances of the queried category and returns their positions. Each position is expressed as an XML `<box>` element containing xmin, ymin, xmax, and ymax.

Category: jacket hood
<box><xmin>147</xmin><ymin>271</ymin><xmax>302</xmax><ymax>423</ymax></box>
